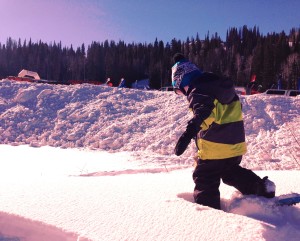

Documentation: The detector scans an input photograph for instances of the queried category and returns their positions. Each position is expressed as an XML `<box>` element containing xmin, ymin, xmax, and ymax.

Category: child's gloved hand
<box><xmin>174</xmin><ymin>131</ymin><xmax>193</xmax><ymax>156</ymax></box>
<box><xmin>174</xmin><ymin>120</ymin><xmax>200</xmax><ymax>156</ymax></box>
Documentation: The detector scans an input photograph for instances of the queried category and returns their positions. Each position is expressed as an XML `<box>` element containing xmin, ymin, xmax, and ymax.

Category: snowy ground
<box><xmin>0</xmin><ymin>79</ymin><xmax>299</xmax><ymax>241</ymax></box>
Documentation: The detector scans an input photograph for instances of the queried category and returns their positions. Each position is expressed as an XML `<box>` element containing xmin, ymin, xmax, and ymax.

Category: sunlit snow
<box><xmin>0</xmin><ymin>79</ymin><xmax>299</xmax><ymax>241</ymax></box>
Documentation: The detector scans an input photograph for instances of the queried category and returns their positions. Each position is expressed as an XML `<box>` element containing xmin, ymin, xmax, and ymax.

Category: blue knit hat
<box><xmin>172</xmin><ymin>62</ymin><xmax>200</xmax><ymax>88</ymax></box>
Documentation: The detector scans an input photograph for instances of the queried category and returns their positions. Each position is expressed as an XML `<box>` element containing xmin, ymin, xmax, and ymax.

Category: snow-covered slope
<box><xmin>0</xmin><ymin>79</ymin><xmax>299</xmax><ymax>241</ymax></box>
<box><xmin>0</xmin><ymin>79</ymin><xmax>299</xmax><ymax>170</ymax></box>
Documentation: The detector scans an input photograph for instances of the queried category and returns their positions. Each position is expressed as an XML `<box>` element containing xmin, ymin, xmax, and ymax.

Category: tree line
<box><xmin>0</xmin><ymin>25</ymin><xmax>299</xmax><ymax>90</ymax></box>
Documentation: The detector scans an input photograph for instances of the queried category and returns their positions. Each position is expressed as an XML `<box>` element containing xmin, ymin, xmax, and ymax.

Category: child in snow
<box><xmin>171</xmin><ymin>53</ymin><xmax>276</xmax><ymax>210</ymax></box>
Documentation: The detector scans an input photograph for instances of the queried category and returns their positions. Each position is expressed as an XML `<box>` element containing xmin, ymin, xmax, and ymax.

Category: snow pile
<box><xmin>0</xmin><ymin>79</ymin><xmax>299</xmax><ymax>170</ymax></box>
<box><xmin>0</xmin><ymin>79</ymin><xmax>299</xmax><ymax>241</ymax></box>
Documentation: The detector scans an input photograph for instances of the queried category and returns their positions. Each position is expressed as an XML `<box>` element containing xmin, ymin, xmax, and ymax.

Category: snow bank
<box><xmin>0</xmin><ymin>79</ymin><xmax>299</xmax><ymax>241</ymax></box>
<box><xmin>0</xmin><ymin>79</ymin><xmax>299</xmax><ymax>170</ymax></box>
<box><xmin>0</xmin><ymin>145</ymin><xmax>299</xmax><ymax>241</ymax></box>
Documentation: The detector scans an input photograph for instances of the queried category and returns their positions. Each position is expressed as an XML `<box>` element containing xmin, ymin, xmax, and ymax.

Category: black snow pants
<box><xmin>193</xmin><ymin>156</ymin><xmax>262</xmax><ymax>210</ymax></box>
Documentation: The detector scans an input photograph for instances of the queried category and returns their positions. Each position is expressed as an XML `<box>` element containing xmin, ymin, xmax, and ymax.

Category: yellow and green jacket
<box><xmin>187</xmin><ymin>88</ymin><xmax>247</xmax><ymax>160</ymax></box>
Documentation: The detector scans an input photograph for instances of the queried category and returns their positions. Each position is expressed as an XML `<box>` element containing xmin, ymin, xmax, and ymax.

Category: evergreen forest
<box><xmin>1</xmin><ymin>25</ymin><xmax>300</xmax><ymax>90</ymax></box>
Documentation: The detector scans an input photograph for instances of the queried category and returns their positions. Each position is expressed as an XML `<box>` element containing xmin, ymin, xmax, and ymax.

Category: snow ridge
<box><xmin>1</xmin><ymin>79</ymin><xmax>299</xmax><ymax>170</ymax></box>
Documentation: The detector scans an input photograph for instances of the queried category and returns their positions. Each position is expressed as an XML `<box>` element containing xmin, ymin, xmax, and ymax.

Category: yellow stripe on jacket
<box><xmin>197</xmin><ymin>99</ymin><xmax>247</xmax><ymax>160</ymax></box>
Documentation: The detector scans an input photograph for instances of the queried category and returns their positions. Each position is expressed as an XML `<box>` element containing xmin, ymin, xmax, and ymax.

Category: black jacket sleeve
<box><xmin>174</xmin><ymin>88</ymin><xmax>215</xmax><ymax>156</ymax></box>
<box><xmin>187</xmin><ymin>88</ymin><xmax>215</xmax><ymax>129</ymax></box>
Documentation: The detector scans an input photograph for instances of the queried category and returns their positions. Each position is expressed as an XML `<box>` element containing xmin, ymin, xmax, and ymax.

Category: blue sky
<box><xmin>1</xmin><ymin>0</ymin><xmax>299</xmax><ymax>48</ymax></box>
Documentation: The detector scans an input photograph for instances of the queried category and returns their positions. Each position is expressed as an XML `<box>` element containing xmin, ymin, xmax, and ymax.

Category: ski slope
<box><xmin>0</xmin><ymin>79</ymin><xmax>299</xmax><ymax>241</ymax></box>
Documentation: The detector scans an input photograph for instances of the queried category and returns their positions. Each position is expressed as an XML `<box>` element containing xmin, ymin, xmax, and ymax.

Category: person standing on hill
<box><xmin>171</xmin><ymin>53</ymin><xmax>276</xmax><ymax>210</ymax></box>
<box><xmin>118</xmin><ymin>78</ymin><xmax>127</xmax><ymax>88</ymax></box>
<box><xmin>106</xmin><ymin>78</ymin><xmax>113</xmax><ymax>87</ymax></box>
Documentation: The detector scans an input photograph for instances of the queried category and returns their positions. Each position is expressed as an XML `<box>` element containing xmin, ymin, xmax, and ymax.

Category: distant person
<box><xmin>246</xmin><ymin>75</ymin><xmax>257</xmax><ymax>95</ymax></box>
<box><xmin>118</xmin><ymin>78</ymin><xmax>127</xmax><ymax>88</ymax></box>
<box><xmin>171</xmin><ymin>53</ymin><xmax>276</xmax><ymax>210</ymax></box>
<box><xmin>106</xmin><ymin>78</ymin><xmax>113</xmax><ymax>87</ymax></box>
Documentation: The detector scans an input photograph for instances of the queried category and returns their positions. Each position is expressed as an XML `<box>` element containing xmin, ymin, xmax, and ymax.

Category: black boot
<box><xmin>256</xmin><ymin>176</ymin><xmax>276</xmax><ymax>198</ymax></box>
